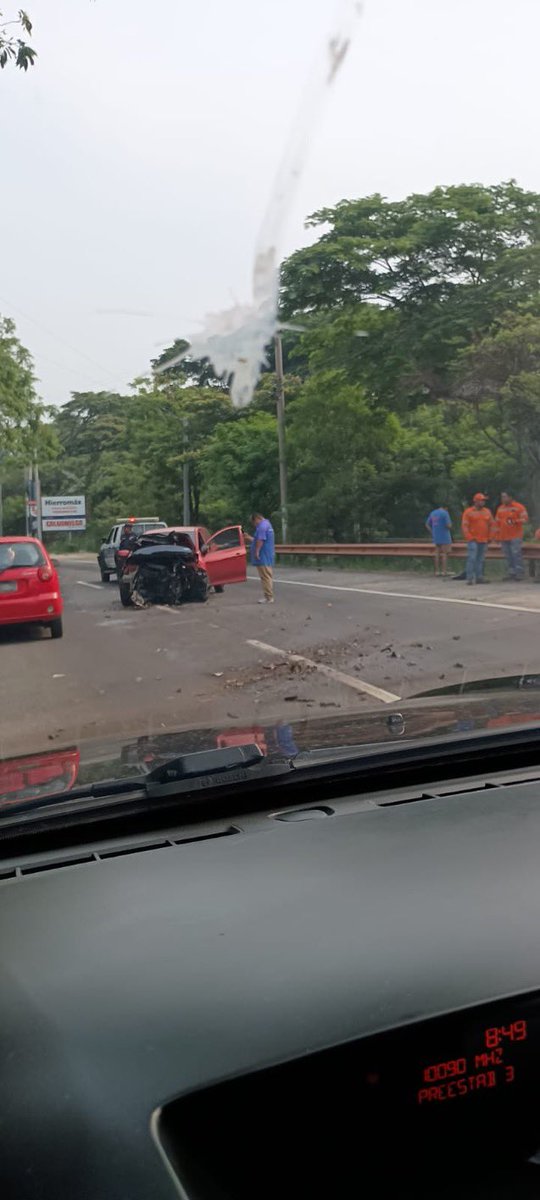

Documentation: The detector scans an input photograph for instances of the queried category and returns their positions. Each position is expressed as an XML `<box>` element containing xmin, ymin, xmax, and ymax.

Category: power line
<box><xmin>0</xmin><ymin>296</ymin><xmax>119</xmax><ymax>384</ymax></box>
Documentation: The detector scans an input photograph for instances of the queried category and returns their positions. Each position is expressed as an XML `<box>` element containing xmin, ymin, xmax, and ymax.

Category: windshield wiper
<box><xmin>0</xmin><ymin>743</ymin><xmax>289</xmax><ymax>822</ymax></box>
<box><xmin>145</xmin><ymin>743</ymin><xmax>265</xmax><ymax>787</ymax></box>
<box><xmin>6</xmin><ymin>723</ymin><xmax>540</xmax><ymax>832</ymax></box>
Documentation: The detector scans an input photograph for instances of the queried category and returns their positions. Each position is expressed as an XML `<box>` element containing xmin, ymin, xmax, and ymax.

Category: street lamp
<box><xmin>274</xmin><ymin>333</ymin><xmax>288</xmax><ymax>544</ymax></box>
<box><xmin>183</xmin><ymin>418</ymin><xmax>190</xmax><ymax>524</ymax></box>
<box><xmin>0</xmin><ymin>451</ymin><xmax>6</xmax><ymax>537</ymax></box>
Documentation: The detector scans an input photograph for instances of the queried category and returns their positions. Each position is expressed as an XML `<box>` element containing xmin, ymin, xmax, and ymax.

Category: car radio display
<box><xmin>417</xmin><ymin>1017</ymin><xmax>528</xmax><ymax>1105</ymax></box>
<box><xmin>160</xmin><ymin>992</ymin><xmax>540</xmax><ymax>1198</ymax></box>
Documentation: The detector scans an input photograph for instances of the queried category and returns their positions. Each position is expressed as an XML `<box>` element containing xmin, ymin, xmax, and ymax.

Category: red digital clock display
<box><xmin>417</xmin><ymin>1019</ymin><xmax>528</xmax><ymax>1105</ymax></box>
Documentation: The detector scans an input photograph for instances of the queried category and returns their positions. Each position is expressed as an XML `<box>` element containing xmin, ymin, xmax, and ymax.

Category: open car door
<box><xmin>203</xmin><ymin>525</ymin><xmax>246</xmax><ymax>587</ymax></box>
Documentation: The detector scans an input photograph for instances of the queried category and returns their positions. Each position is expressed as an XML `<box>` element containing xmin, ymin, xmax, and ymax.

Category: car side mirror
<box><xmin>201</xmin><ymin>543</ymin><xmax>209</xmax><ymax>556</ymax></box>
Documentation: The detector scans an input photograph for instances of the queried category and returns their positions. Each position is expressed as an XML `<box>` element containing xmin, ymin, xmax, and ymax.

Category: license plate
<box><xmin>0</xmin><ymin>581</ymin><xmax>17</xmax><ymax>593</ymax></box>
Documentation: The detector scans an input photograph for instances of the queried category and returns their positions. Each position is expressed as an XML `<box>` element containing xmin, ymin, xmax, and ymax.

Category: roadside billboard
<box><xmin>41</xmin><ymin>495</ymin><xmax>86</xmax><ymax>532</ymax></box>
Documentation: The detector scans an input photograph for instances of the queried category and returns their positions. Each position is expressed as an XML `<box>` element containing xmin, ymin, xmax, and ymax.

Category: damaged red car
<box><xmin>118</xmin><ymin>524</ymin><xmax>246</xmax><ymax>608</ymax></box>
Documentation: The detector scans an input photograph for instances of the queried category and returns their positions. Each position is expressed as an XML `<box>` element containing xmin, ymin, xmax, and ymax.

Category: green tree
<box><xmin>200</xmin><ymin>412</ymin><xmax>279</xmax><ymax>530</ymax></box>
<box><xmin>456</xmin><ymin>313</ymin><xmax>540</xmax><ymax>516</ymax></box>
<box><xmin>0</xmin><ymin>315</ymin><xmax>57</xmax><ymax>470</ymax></box>
<box><xmin>250</xmin><ymin>371</ymin><xmax>303</xmax><ymax>415</ymax></box>
<box><xmin>0</xmin><ymin>8</ymin><xmax>35</xmax><ymax>70</ymax></box>
<box><xmin>281</xmin><ymin>183</ymin><xmax>540</xmax><ymax>408</ymax></box>
<box><xmin>287</xmin><ymin>371</ymin><xmax>400</xmax><ymax>539</ymax></box>
<box><xmin>151</xmin><ymin>340</ymin><xmax>230</xmax><ymax>390</ymax></box>
<box><xmin>0</xmin><ymin>315</ymin><xmax>38</xmax><ymax>449</ymax></box>
<box><xmin>127</xmin><ymin>377</ymin><xmax>236</xmax><ymax>522</ymax></box>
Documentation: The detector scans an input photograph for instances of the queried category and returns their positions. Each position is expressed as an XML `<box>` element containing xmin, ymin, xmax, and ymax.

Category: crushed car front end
<box><xmin>119</xmin><ymin>531</ymin><xmax>209</xmax><ymax>608</ymax></box>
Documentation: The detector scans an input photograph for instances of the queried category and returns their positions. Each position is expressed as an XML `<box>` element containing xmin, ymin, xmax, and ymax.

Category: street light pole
<box><xmin>182</xmin><ymin>418</ymin><xmax>190</xmax><ymax>524</ymax></box>
<box><xmin>34</xmin><ymin>459</ymin><xmax>43</xmax><ymax>541</ymax></box>
<box><xmin>24</xmin><ymin>466</ymin><xmax>31</xmax><ymax>535</ymax></box>
<box><xmin>274</xmin><ymin>333</ymin><xmax>288</xmax><ymax>543</ymax></box>
<box><xmin>0</xmin><ymin>451</ymin><xmax>4</xmax><ymax>537</ymax></box>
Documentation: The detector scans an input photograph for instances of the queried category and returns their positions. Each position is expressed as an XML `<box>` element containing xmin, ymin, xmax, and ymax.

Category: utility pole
<box><xmin>274</xmin><ymin>332</ymin><xmax>288</xmax><ymax>543</ymax></box>
<box><xmin>24</xmin><ymin>465</ymin><xmax>33</xmax><ymax>535</ymax></box>
<box><xmin>182</xmin><ymin>418</ymin><xmax>190</xmax><ymax>524</ymax></box>
<box><xmin>0</xmin><ymin>451</ymin><xmax>4</xmax><ymax>537</ymax></box>
<box><xmin>34</xmin><ymin>458</ymin><xmax>43</xmax><ymax>541</ymax></box>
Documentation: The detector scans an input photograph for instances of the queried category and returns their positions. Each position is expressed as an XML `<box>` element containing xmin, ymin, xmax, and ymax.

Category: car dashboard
<box><xmin>3</xmin><ymin>765</ymin><xmax>540</xmax><ymax>1197</ymax></box>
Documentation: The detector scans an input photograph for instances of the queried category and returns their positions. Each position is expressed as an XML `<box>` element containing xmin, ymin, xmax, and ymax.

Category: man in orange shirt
<box><xmin>461</xmin><ymin>493</ymin><xmax>495</xmax><ymax>585</ymax></box>
<box><xmin>494</xmin><ymin>491</ymin><xmax>528</xmax><ymax>581</ymax></box>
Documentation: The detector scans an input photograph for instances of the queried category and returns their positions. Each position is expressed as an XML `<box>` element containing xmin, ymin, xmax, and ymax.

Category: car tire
<box><xmin>214</xmin><ymin>585</ymin><xmax>225</xmax><ymax>594</ymax></box>
<box><xmin>119</xmin><ymin>582</ymin><xmax>133</xmax><ymax>607</ymax></box>
<box><xmin>98</xmin><ymin>555</ymin><xmax>111</xmax><ymax>582</ymax></box>
<box><xmin>192</xmin><ymin>575</ymin><xmax>209</xmax><ymax>603</ymax></box>
<box><xmin>50</xmin><ymin>617</ymin><xmax>63</xmax><ymax>639</ymax></box>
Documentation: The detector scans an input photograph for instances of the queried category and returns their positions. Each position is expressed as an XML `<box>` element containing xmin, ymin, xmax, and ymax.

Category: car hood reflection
<box><xmin>1</xmin><ymin>674</ymin><xmax>540</xmax><ymax>808</ymax></box>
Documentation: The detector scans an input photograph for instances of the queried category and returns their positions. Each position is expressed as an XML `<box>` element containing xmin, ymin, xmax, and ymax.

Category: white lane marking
<box><xmin>155</xmin><ymin>606</ymin><xmax>201</xmax><ymax>622</ymax></box>
<box><xmin>248</xmin><ymin>575</ymin><xmax>540</xmax><ymax>616</ymax></box>
<box><xmin>246</xmin><ymin>639</ymin><xmax>401</xmax><ymax>705</ymax></box>
<box><xmin>96</xmin><ymin>619</ymin><xmax>136</xmax><ymax>627</ymax></box>
<box><xmin>76</xmin><ymin>580</ymin><xmax>103</xmax><ymax>590</ymax></box>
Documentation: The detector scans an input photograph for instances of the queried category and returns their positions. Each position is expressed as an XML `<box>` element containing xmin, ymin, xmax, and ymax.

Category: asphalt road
<box><xmin>2</xmin><ymin>557</ymin><xmax>540</xmax><ymax>755</ymax></box>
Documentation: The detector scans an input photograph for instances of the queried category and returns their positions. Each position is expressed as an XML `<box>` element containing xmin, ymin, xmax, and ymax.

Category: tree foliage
<box><xmin>0</xmin><ymin>8</ymin><xmax>35</xmax><ymax>70</ymax></box>
<box><xmin>8</xmin><ymin>180</ymin><xmax>540</xmax><ymax>547</ymax></box>
<box><xmin>457</xmin><ymin>313</ymin><xmax>540</xmax><ymax>512</ymax></box>
<box><xmin>282</xmin><ymin>182</ymin><xmax>540</xmax><ymax>407</ymax></box>
<box><xmin>0</xmin><ymin>316</ymin><xmax>56</xmax><ymax>464</ymax></box>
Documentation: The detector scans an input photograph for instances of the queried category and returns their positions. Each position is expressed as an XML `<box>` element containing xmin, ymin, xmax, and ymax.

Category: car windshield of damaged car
<box><xmin>1</xmin><ymin>0</ymin><xmax>540</xmax><ymax>804</ymax></box>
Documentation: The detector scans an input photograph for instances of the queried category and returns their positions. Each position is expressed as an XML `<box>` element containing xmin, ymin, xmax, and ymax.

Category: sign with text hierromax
<box><xmin>41</xmin><ymin>495</ymin><xmax>86</xmax><ymax>532</ymax></box>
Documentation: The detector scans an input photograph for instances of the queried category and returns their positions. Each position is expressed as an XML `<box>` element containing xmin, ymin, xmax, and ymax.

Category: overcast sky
<box><xmin>1</xmin><ymin>0</ymin><xmax>539</xmax><ymax>405</ymax></box>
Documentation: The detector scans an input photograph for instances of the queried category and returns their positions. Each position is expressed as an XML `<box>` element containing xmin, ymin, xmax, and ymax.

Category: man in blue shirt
<box><xmin>246</xmin><ymin>511</ymin><xmax>275</xmax><ymax>603</ymax></box>
<box><xmin>425</xmin><ymin>505</ymin><xmax>452</xmax><ymax>576</ymax></box>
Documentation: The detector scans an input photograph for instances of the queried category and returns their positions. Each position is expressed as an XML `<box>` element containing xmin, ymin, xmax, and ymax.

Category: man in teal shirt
<box><xmin>246</xmin><ymin>511</ymin><xmax>275</xmax><ymax>603</ymax></box>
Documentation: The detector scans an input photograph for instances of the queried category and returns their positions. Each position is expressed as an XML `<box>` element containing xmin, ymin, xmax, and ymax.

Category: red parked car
<box><xmin>0</xmin><ymin>537</ymin><xmax>64</xmax><ymax>638</ymax></box>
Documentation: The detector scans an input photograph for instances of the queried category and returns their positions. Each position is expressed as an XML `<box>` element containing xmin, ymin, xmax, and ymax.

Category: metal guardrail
<box><xmin>275</xmin><ymin>540</ymin><xmax>540</xmax><ymax>560</ymax></box>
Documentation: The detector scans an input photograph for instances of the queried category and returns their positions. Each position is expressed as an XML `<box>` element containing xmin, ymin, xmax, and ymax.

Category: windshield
<box><xmin>2</xmin><ymin>0</ymin><xmax>540</xmax><ymax>805</ymax></box>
